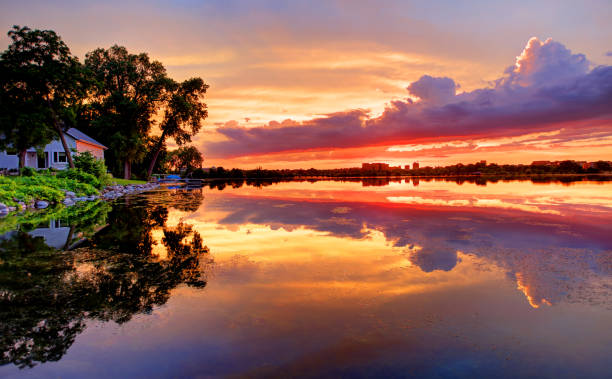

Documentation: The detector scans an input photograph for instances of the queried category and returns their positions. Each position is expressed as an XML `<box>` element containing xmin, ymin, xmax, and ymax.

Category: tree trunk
<box><xmin>63</xmin><ymin>225</ymin><xmax>76</xmax><ymax>250</ymax></box>
<box><xmin>54</xmin><ymin>123</ymin><xmax>75</xmax><ymax>169</ymax></box>
<box><xmin>146</xmin><ymin>132</ymin><xmax>167</xmax><ymax>179</ymax></box>
<box><xmin>18</xmin><ymin>150</ymin><xmax>26</xmax><ymax>170</ymax></box>
<box><xmin>123</xmin><ymin>159</ymin><xmax>131</xmax><ymax>179</ymax></box>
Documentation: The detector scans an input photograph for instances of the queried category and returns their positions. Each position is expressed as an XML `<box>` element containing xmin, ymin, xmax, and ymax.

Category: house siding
<box><xmin>76</xmin><ymin>140</ymin><xmax>105</xmax><ymax>159</ymax></box>
<box><xmin>0</xmin><ymin>135</ymin><xmax>79</xmax><ymax>170</ymax></box>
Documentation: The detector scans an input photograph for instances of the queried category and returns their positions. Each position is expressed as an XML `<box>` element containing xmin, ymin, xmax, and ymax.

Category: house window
<box><xmin>54</xmin><ymin>152</ymin><xmax>67</xmax><ymax>163</ymax></box>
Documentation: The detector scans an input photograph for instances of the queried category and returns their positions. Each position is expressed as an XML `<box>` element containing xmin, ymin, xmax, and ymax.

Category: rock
<box><xmin>65</xmin><ymin>191</ymin><xmax>76</xmax><ymax>198</ymax></box>
<box><xmin>0</xmin><ymin>202</ymin><xmax>8</xmax><ymax>214</ymax></box>
<box><xmin>63</xmin><ymin>198</ymin><xmax>75</xmax><ymax>206</ymax></box>
<box><xmin>35</xmin><ymin>200</ymin><xmax>49</xmax><ymax>209</ymax></box>
<box><xmin>8</xmin><ymin>206</ymin><xmax>16</xmax><ymax>212</ymax></box>
<box><xmin>87</xmin><ymin>195</ymin><xmax>97</xmax><ymax>201</ymax></box>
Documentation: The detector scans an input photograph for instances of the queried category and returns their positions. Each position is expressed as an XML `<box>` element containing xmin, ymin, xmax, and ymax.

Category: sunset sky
<box><xmin>1</xmin><ymin>0</ymin><xmax>611</xmax><ymax>168</ymax></box>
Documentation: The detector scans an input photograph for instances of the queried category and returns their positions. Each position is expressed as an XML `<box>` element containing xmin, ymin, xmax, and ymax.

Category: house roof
<box><xmin>66</xmin><ymin>128</ymin><xmax>107</xmax><ymax>149</ymax></box>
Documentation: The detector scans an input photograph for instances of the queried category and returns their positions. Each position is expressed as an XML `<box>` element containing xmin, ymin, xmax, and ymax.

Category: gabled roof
<box><xmin>65</xmin><ymin>128</ymin><xmax>107</xmax><ymax>149</ymax></box>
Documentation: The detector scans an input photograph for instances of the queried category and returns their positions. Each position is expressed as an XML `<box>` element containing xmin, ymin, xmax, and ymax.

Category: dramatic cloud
<box><xmin>204</xmin><ymin>38</ymin><xmax>612</xmax><ymax>158</ymax></box>
<box><xmin>406</xmin><ymin>75</ymin><xmax>456</xmax><ymax>105</ymax></box>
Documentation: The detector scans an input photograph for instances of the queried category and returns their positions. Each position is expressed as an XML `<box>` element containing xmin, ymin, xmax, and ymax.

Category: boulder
<box><xmin>0</xmin><ymin>202</ymin><xmax>9</xmax><ymax>214</ymax></box>
<box><xmin>65</xmin><ymin>191</ymin><xmax>76</xmax><ymax>198</ymax></box>
<box><xmin>63</xmin><ymin>198</ymin><xmax>75</xmax><ymax>206</ymax></box>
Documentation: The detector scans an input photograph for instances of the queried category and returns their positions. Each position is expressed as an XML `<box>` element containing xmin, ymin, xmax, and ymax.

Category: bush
<box><xmin>0</xmin><ymin>169</ymin><xmax>99</xmax><ymax>207</ymax></box>
<box><xmin>19</xmin><ymin>167</ymin><xmax>36</xmax><ymax>177</ymax></box>
<box><xmin>73</xmin><ymin>152</ymin><xmax>112</xmax><ymax>188</ymax></box>
<box><xmin>56</xmin><ymin>168</ymin><xmax>100</xmax><ymax>189</ymax></box>
<box><xmin>74</xmin><ymin>152</ymin><xmax>106</xmax><ymax>176</ymax></box>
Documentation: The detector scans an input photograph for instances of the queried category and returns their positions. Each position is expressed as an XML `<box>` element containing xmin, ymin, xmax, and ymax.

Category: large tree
<box><xmin>84</xmin><ymin>45</ymin><xmax>171</xmax><ymax>179</ymax></box>
<box><xmin>146</xmin><ymin>77</ymin><xmax>208</xmax><ymax>178</ymax></box>
<box><xmin>0</xmin><ymin>26</ymin><xmax>88</xmax><ymax>169</ymax></box>
<box><xmin>165</xmin><ymin>145</ymin><xmax>204</xmax><ymax>174</ymax></box>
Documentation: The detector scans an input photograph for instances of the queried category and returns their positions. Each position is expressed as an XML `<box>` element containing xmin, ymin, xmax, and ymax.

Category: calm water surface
<box><xmin>1</xmin><ymin>179</ymin><xmax>611</xmax><ymax>378</ymax></box>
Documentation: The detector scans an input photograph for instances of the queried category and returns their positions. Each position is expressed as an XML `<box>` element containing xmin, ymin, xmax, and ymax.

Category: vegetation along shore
<box><xmin>0</xmin><ymin>152</ymin><xmax>158</xmax><ymax>216</ymax></box>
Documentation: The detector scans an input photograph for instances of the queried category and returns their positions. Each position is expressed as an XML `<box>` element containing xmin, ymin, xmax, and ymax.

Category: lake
<box><xmin>1</xmin><ymin>178</ymin><xmax>611</xmax><ymax>378</ymax></box>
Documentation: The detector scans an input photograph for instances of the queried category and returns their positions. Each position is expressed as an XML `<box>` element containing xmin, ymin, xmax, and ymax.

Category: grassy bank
<box><xmin>0</xmin><ymin>170</ymin><xmax>100</xmax><ymax>207</ymax></box>
<box><xmin>112</xmin><ymin>178</ymin><xmax>147</xmax><ymax>185</ymax></box>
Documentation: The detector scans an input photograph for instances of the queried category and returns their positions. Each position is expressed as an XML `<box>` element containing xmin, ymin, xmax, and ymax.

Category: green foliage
<box><xmin>165</xmin><ymin>145</ymin><xmax>203</xmax><ymax>174</ymax></box>
<box><xmin>56</xmin><ymin>168</ymin><xmax>100</xmax><ymax>189</ymax></box>
<box><xmin>0</xmin><ymin>26</ymin><xmax>90</xmax><ymax>168</ymax></box>
<box><xmin>112</xmin><ymin>178</ymin><xmax>147</xmax><ymax>185</ymax></box>
<box><xmin>83</xmin><ymin>45</ymin><xmax>172</xmax><ymax>179</ymax></box>
<box><xmin>146</xmin><ymin>77</ymin><xmax>208</xmax><ymax>177</ymax></box>
<box><xmin>0</xmin><ymin>171</ymin><xmax>98</xmax><ymax>207</ymax></box>
<box><xmin>74</xmin><ymin>151</ymin><xmax>104</xmax><ymax>176</ymax></box>
<box><xmin>73</xmin><ymin>151</ymin><xmax>112</xmax><ymax>187</ymax></box>
<box><xmin>19</xmin><ymin>166</ymin><xmax>36</xmax><ymax>177</ymax></box>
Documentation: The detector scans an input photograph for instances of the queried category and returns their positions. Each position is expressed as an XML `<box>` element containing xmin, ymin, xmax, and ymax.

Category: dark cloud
<box><xmin>205</xmin><ymin>38</ymin><xmax>612</xmax><ymax>158</ymax></box>
<box><xmin>407</xmin><ymin>75</ymin><xmax>456</xmax><ymax>104</ymax></box>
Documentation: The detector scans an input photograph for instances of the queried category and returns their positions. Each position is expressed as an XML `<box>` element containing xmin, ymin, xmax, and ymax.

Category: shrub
<box><xmin>0</xmin><ymin>168</ymin><xmax>100</xmax><ymax>208</ymax></box>
<box><xmin>73</xmin><ymin>152</ymin><xmax>112</xmax><ymax>188</ymax></box>
<box><xmin>15</xmin><ymin>185</ymin><xmax>64</xmax><ymax>203</ymax></box>
<box><xmin>56</xmin><ymin>168</ymin><xmax>100</xmax><ymax>189</ymax></box>
<box><xmin>19</xmin><ymin>167</ymin><xmax>36</xmax><ymax>177</ymax></box>
<box><xmin>74</xmin><ymin>151</ymin><xmax>106</xmax><ymax>177</ymax></box>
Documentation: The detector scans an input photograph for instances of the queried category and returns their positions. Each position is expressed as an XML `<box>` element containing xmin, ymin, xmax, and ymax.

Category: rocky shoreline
<box><xmin>0</xmin><ymin>182</ymin><xmax>160</xmax><ymax>216</ymax></box>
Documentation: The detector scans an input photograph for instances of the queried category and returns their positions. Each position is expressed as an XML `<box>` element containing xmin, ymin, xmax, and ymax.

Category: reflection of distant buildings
<box><xmin>361</xmin><ymin>178</ymin><xmax>401</xmax><ymax>187</ymax></box>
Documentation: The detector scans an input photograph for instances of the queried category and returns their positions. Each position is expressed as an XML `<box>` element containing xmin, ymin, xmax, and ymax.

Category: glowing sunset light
<box><xmin>2</xmin><ymin>0</ymin><xmax>610</xmax><ymax>168</ymax></box>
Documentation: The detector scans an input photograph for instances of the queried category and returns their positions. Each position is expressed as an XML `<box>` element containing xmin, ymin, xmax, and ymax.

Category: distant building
<box><xmin>412</xmin><ymin>162</ymin><xmax>419</xmax><ymax>170</ymax></box>
<box><xmin>362</xmin><ymin>162</ymin><xmax>389</xmax><ymax>171</ymax></box>
<box><xmin>479</xmin><ymin>160</ymin><xmax>486</xmax><ymax>165</ymax></box>
<box><xmin>531</xmin><ymin>160</ymin><xmax>552</xmax><ymax>166</ymax></box>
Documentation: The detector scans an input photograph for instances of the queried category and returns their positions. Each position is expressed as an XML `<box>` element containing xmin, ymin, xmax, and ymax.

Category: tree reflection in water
<box><xmin>0</xmin><ymin>190</ymin><xmax>211</xmax><ymax>368</ymax></box>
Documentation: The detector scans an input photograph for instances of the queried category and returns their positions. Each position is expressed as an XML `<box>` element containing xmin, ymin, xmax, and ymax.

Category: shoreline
<box><xmin>0</xmin><ymin>182</ymin><xmax>160</xmax><ymax>217</ymax></box>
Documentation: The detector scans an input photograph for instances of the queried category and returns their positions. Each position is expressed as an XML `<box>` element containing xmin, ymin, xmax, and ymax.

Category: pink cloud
<box><xmin>204</xmin><ymin>38</ymin><xmax>612</xmax><ymax>158</ymax></box>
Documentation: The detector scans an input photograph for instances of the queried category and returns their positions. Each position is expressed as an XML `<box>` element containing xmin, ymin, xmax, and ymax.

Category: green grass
<box><xmin>112</xmin><ymin>178</ymin><xmax>147</xmax><ymax>185</ymax></box>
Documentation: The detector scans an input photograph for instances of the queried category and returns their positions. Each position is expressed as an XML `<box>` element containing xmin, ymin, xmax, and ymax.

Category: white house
<box><xmin>0</xmin><ymin>128</ymin><xmax>107</xmax><ymax>170</ymax></box>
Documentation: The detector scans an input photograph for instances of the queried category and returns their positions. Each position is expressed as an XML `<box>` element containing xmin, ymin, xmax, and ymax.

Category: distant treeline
<box><xmin>191</xmin><ymin>160</ymin><xmax>612</xmax><ymax>180</ymax></box>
